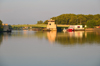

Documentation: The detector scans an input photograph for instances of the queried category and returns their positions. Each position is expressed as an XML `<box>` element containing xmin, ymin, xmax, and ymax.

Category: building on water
<box><xmin>47</xmin><ymin>19</ymin><xmax>57</xmax><ymax>31</ymax></box>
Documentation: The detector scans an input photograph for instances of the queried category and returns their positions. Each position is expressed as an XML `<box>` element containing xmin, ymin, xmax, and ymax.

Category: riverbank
<box><xmin>85</xmin><ymin>28</ymin><xmax>100</xmax><ymax>32</ymax></box>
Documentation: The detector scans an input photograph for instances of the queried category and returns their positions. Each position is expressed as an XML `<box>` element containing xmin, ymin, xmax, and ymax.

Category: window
<box><xmin>49</xmin><ymin>23</ymin><xmax>51</xmax><ymax>25</ymax></box>
<box><xmin>77</xmin><ymin>26</ymin><xmax>80</xmax><ymax>28</ymax></box>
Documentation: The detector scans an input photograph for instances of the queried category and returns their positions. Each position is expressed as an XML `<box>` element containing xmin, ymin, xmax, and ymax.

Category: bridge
<box><xmin>57</xmin><ymin>25</ymin><xmax>70</xmax><ymax>28</ymax></box>
<box><xmin>11</xmin><ymin>24</ymin><xmax>70</xmax><ymax>29</ymax></box>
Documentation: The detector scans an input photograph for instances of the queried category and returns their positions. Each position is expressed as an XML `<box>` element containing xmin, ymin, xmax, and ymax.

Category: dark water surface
<box><xmin>0</xmin><ymin>30</ymin><xmax>100</xmax><ymax>66</ymax></box>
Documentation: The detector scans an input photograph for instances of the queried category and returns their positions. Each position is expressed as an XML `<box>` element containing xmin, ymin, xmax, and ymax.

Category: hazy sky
<box><xmin>0</xmin><ymin>0</ymin><xmax>100</xmax><ymax>24</ymax></box>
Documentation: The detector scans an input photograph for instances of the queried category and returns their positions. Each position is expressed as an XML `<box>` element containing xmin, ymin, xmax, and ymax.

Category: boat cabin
<box><xmin>68</xmin><ymin>25</ymin><xmax>84</xmax><ymax>31</ymax></box>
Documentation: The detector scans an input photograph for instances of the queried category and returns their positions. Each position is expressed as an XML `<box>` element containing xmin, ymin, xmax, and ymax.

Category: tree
<box><xmin>86</xmin><ymin>20</ymin><xmax>96</xmax><ymax>28</ymax></box>
<box><xmin>43</xmin><ymin>20</ymin><xmax>48</xmax><ymax>24</ymax></box>
<box><xmin>8</xmin><ymin>25</ymin><xmax>12</xmax><ymax>29</ymax></box>
<box><xmin>37</xmin><ymin>20</ymin><xmax>43</xmax><ymax>24</ymax></box>
<box><xmin>86</xmin><ymin>14</ymin><xmax>94</xmax><ymax>21</ymax></box>
<box><xmin>96</xmin><ymin>19</ymin><xmax>100</xmax><ymax>26</ymax></box>
<box><xmin>43</xmin><ymin>14</ymin><xmax>100</xmax><ymax>25</ymax></box>
<box><xmin>69</xmin><ymin>16</ymin><xmax>77</xmax><ymax>25</ymax></box>
<box><xmin>0</xmin><ymin>20</ymin><xmax>3</xmax><ymax>32</ymax></box>
<box><xmin>94</xmin><ymin>14</ymin><xmax>100</xmax><ymax>21</ymax></box>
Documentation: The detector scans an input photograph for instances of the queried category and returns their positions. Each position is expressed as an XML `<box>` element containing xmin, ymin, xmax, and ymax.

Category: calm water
<box><xmin>0</xmin><ymin>30</ymin><xmax>100</xmax><ymax>66</ymax></box>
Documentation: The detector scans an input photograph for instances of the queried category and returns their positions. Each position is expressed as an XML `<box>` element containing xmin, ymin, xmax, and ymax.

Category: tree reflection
<box><xmin>33</xmin><ymin>31</ymin><xmax>100</xmax><ymax>45</ymax></box>
<box><xmin>2</xmin><ymin>30</ymin><xmax>100</xmax><ymax>46</ymax></box>
<box><xmin>0</xmin><ymin>33</ymin><xmax>3</xmax><ymax>46</ymax></box>
<box><xmin>33</xmin><ymin>31</ymin><xmax>47</xmax><ymax>39</ymax></box>
<box><xmin>55</xmin><ymin>31</ymin><xmax>100</xmax><ymax>45</ymax></box>
<box><xmin>44</xmin><ymin>31</ymin><xmax>100</xmax><ymax>45</ymax></box>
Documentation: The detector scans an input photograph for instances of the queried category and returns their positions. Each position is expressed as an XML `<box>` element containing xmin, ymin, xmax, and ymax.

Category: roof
<box><xmin>48</xmin><ymin>19</ymin><xmax>55</xmax><ymax>22</ymax></box>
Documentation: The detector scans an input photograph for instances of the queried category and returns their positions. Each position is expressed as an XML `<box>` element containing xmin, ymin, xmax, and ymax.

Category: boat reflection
<box><xmin>46</xmin><ymin>31</ymin><xmax>100</xmax><ymax>45</ymax></box>
<box><xmin>68</xmin><ymin>31</ymin><xmax>84</xmax><ymax>38</ymax></box>
<box><xmin>47</xmin><ymin>31</ymin><xmax>84</xmax><ymax>43</ymax></box>
<box><xmin>1</xmin><ymin>30</ymin><xmax>100</xmax><ymax>46</ymax></box>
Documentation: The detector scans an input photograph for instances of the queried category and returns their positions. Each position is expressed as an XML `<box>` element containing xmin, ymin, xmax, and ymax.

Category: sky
<box><xmin>0</xmin><ymin>0</ymin><xmax>100</xmax><ymax>25</ymax></box>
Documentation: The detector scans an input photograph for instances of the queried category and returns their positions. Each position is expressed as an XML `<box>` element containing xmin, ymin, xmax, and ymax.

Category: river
<box><xmin>0</xmin><ymin>30</ymin><xmax>100</xmax><ymax>66</ymax></box>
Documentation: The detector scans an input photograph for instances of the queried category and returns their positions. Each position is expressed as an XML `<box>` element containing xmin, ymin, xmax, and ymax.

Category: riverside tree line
<box><xmin>1</xmin><ymin>14</ymin><xmax>100</xmax><ymax>30</ymax></box>
<box><xmin>0</xmin><ymin>20</ymin><xmax>3</xmax><ymax>32</ymax></box>
<box><xmin>37</xmin><ymin>14</ymin><xmax>100</xmax><ymax>28</ymax></box>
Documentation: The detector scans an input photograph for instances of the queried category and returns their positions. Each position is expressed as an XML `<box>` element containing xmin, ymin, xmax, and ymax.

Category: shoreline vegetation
<box><xmin>0</xmin><ymin>14</ymin><xmax>100</xmax><ymax>31</ymax></box>
<box><xmin>11</xmin><ymin>14</ymin><xmax>100</xmax><ymax>30</ymax></box>
<box><xmin>42</xmin><ymin>14</ymin><xmax>100</xmax><ymax>26</ymax></box>
<box><xmin>0</xmin><ymin>20</ymin><xmax>3</xmax><ymax>32</ymax></box>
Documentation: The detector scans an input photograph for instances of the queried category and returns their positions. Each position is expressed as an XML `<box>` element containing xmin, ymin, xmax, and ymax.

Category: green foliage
<box><xmin>43</xmin><ymin>20</ymin><xmax>48</xmax><ymax>24</ymax></box>
<box><xmin>37</xmin><ymin>20</ymin><xmax>43</xmax><ymax>24</ymax></box>
<box><xmin>43</xmin><ymin>14</ymin><xmax>100</xmax><ymax>26</ymax></box>
<box><xmin>11</xmin><ymin>24</ymin><xmax>47</xmax><ymax>30</ymax></box>
<box><xmin>69</xmin><ymin>16</ymin><xmax>77</xmax><ymax>25</ymax></box>
<box><xmin>77</xmin><ymin>14</ymin><xmax>87</xmax><ymax>25</ymax></box>
<box><xmin>0</xmin><ymin>20</ymin><xmax>3</xmax><ymax>32</ymax></box>
<box><xmin>86</xmin><ymin>20</ymin><xmax>96</xmax><ymax>28</ymax></box>
<box><xmin>96</xmin><ymin>19</ymin><xmax>100</xmax><ymax>26</ymax></box>
<box><xmin>55</xmin><ymin>32</ymin><xmax>100</xmax><ymax>45</ymax></box>
<box><xmin>11</xmin><ymin>14</ymin><xmax>100</xmax><ymax>29</ymax></box>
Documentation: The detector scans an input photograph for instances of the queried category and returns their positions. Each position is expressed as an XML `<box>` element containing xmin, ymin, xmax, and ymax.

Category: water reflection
<box><xmin>11</xmin><ymin>30</ymin><xmax>35</xmax><ymax>38</ymax></box>
<box><xmin>1</xmin><ymin>30</ymin><xmax>100</xmax><ymax>46</ymax></box>
<box><xmin>56</xmin><ymin>31</ymin><xmax>100</xmax><ymax>45</ymax></box>
<box><xmin>34</xmin><ymin>31</ymin><xmax>100</xmax><ymax>45</ymax></box>
<box><xmin>0</xmin><ymin>30</ymin><xmax>100</xmax><ymax>66</ymax></box>
<box><xmin>0</xmin><ymin>32</ymin><xmax>12</xmax><ymax>46</ymax></box>
<box><xmin>0</xmin><ymin>33</ymin><xmax>3</xmax><ymax>46</ymax></box>
<box><xmin>47</xmin><ymin>31</ymin><xmax>57</xmax><ymax>43</ymax></box>
<box><xmin>46</xmin><ymin>31</ymin><xmax>100</xmax><ymax>45</ymax></box>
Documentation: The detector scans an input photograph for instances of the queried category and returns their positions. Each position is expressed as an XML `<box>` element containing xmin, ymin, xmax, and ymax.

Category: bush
<box><xmin>0</xmin><ymin>20</ymin><xmax>3</xmax><ymax>32</ymax></box>
<box><xmin>86</xmin><ymin>20</ymin><xmax>96</xmax><ymax>28</ymax></box>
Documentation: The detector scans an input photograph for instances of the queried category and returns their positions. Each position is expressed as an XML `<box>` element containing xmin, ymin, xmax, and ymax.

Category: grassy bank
<box><xmin>11</xmin><ymin>24</ymin><xmax>47</xmax><ymax>28</ymax></box>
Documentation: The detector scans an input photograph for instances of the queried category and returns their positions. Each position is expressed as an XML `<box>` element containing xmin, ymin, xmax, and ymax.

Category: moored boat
<box><xmin>67</xmin><ymin>27</ymin><xmax>75</xmax><ymax>31</ymax></box>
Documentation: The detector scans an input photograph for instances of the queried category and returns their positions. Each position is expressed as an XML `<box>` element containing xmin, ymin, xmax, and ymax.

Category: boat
<box><xmin>63</xmin><ymin>28</ymin><xmax>67</xmax><ymax>32</ymax></box>
<box><xmin>67</xmin><ymin>27</ymin><xmax>75</xmax><ymax>31</ymax></box>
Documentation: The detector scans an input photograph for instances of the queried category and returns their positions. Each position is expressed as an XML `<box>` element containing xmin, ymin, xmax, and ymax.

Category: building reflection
<box><xmin>68</xmin><ymin>31</ymin><xmax>84</xmax><ymax>38</ymax></box>
<box><xmin>47</xmin><ymin>31</ymin><xmax>57</xmax><ymax>43</ymax></box>
<box><xmin>55</xmin><ymin>31</ymin><xmax>85</xmax><ymax>45</ymax></box>
<box><xmin>46</xmin><ymin>31</ymin><xmax>85</xmax><ymax>44</ymax></box>
<box><xmin>3</xmin><ymin>32</ymin><xmax>11</xmax><ymax>40</ymax></box>
<box><xmin>56</xmin><ymin>31</ymin><xmax>84</xmax><ymax>38</ymax></box>
<box><xmin>1</xmin><ymin>30</ymin><xmax>100</xmax><ymax>46</ymax></box>
<box><xmin>0</xmin><ymin>32</ymin><xmax>12</xmax><ymax>46</ymax></box>
<box><xmin>46</xmin><ymin>31</ymin><xmax>100</xmax><ymax>45</ymax></box>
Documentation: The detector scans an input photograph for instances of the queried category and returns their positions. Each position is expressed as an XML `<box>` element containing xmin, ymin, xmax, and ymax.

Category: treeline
<box><xmin>38</xmin><ymin>14</ymin><xmax>100</xmax><ymax>26</ymax></box>
<box><xmin>0</xmin><ymin>20</ymin><xmax>3</xmax><ymax>32</ymax></box>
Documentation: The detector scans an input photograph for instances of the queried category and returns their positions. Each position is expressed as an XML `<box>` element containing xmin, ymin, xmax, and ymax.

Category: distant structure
<box><xmin>47</xmin><ymin>19</ymin><xmax>57</xmax><ymax>31</ymax></box>
<box><xmin>68</xmin><ymin>25</ymin><xmax>84</xmax><ymax>31</ymax></box>
<box><xmin>2</xmin><ymin>24</ymin><xmax>11</xmax><ymax>32</ymax></box>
